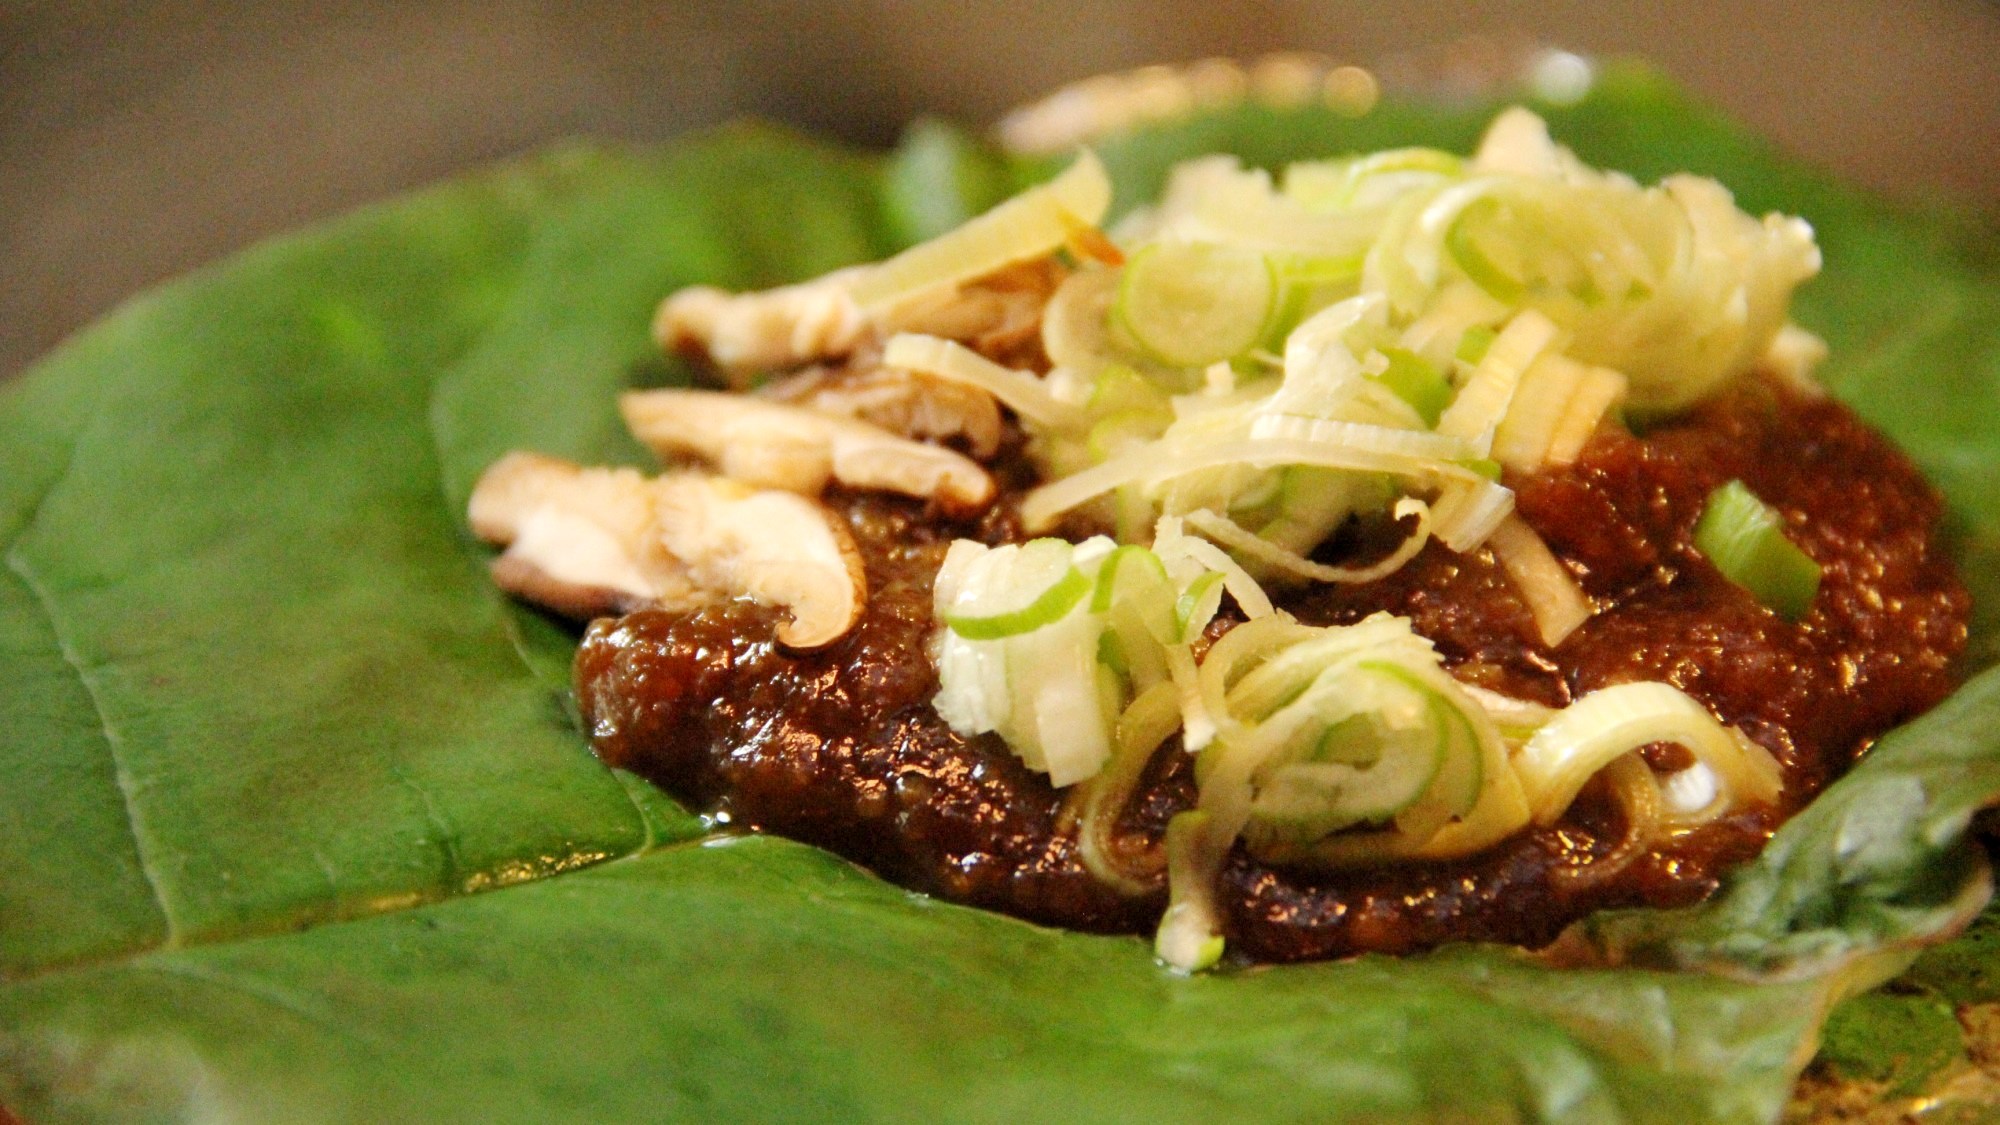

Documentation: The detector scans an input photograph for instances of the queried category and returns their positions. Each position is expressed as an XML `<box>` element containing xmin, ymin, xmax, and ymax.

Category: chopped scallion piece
<box><xmin>1455</xmin><ymin>325</ymin><xmax>1498</xmax><ymax>365</ymax></box>
<box><xmin>1462</xmin><ymin>457</ymin><xmax>1503</xmax><ymax>481</ymax></box>
<box><xmin>1692</xmin><ymin>480</ymin><xmax>1820</xmax><ymax>620</ymax></box>
<box><xmin>945</xmin><ymin>564</ymin><xmax>1090</xmax><ymax>640</ymax></box>
<box><xmin>1446</xmin><ymin>197</ymin><xmax>1527</xmax><ymax>303</ymax></box>
<box><xmin>1370</xmin><ymin>346</ymin><xmax>1452</xmax><ymax>427</ymax></box>
<box><xmin>1115</xmin><ymin>240</ymin><xmax>1277</xmax><ymax>367</ymax></box>
<box><xmin>1174</xmin><ymin>570</ymin><xmax>1228</xmax><ymax>642</ymax></box>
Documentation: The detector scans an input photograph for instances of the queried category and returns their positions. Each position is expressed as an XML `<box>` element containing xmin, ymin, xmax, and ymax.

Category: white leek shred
<box><xmin>1491</xmin><ymin>352</ymin><xmax>1588</xmax><ymax>472</ymax></box>
<box><xmin>1513</xmin><ymin>681</ymin><xmax>1782</xmax><ymax>827</ymax></box>
<box><xmin>1543</xmin><ymin>364</ymin><xmax>1629</xmax><ymax>466</ymax></box>
<box><xmin>1484</xmin><ymin>515</ymin><xmax>1593</xmax><ymax>647</ymax></box>
<box><xmin>1183</xmin><ymin>498</ymin><xmax>1431</xmax><ymax>585</ymax></box>
<box><xmin>884</xmin><ymin>332</ymin><xmax>1083</xmax><ymax>428</ymax></box>
<box><xmin>1434</xmin><ymin>309</ymin><xmax>1560</xmax><ymax>454</ymax></box>
<box><xmin>849</xmin><ymin>149</ymin><xmax>1112</xmax><ymax>312</ymax></box>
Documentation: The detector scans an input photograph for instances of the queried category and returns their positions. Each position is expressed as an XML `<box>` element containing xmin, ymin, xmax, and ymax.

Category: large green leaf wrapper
<box><xmin>4</xmin><ymin>64</ymin><xmax>2000</xmax><ymax>1122</ymax></box>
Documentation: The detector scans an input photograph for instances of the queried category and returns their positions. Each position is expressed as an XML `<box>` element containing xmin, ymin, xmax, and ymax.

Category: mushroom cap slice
<box><xmin>762</xmin><ymin>365</ymin><xmax>1006</xmax><ymax>460</ymax></box>
<box><xmin>653</xmin><ymin>475</ymin><xmax>867</xmax><ymax>649</ymax></box>
<box><xmin>467</xmin><ymin>451</ymin><xmax>704</xmax><ymax>619</ymax></box>
<box><xmin>653</xmin><ymin>268</ymin><xmax>872</xmax><ymax>386</ymax></box>
<box><xmin>468</xmin><ymin>451</ymin><xmax>867</xmax><ymax>648</ymax></box>
<box><xmin>621</xmin><ymin>389</ymin><xmax>996</xmax><ymax>516</ymax></box>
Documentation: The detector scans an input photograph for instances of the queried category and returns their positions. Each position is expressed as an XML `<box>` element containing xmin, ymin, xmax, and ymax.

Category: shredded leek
<box><xmin>1513</xmin><ymin>681</ymin><xmax>1782</xmax><ymax>826</ymax></box>
<box><xmin>849</xmin><ymin>149</ymin><xmax>1111</xmax><ymax>312</ymax></box>
<box><xmin>885</xmin><ymin>333</ymin><xmax>1083</xmax><ymax>429</ymax></box>
<box><xmin>1485</xmin><ymin>515</ymin><xmax>1592</xmax><ymax>647</ymax></box>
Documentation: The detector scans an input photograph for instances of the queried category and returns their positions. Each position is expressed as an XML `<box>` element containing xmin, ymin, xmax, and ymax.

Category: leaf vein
<box><xmin>3</xmin><ymin>546</ymin><xmax>183</xmax><ymax>947</ymax></box>
<box><xmin>136</xmin><ymin>958</ymin><xmax>377</xmax><ymax>1048</ymax></box>
<box><xmin>388</xmin><ymin>764</ymin><xmax>468</xmax><ymax>891</ymax></box>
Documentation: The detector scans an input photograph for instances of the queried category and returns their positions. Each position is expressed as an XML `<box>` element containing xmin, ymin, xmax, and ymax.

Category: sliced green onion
<box><xmin>1090</xmin><ymin>544</ymin><xmax>1179</xmax><ymax>645</ymax></box>
<box><xmin>945</xmin><ymin>556</ymin><xmax>1091</xmax><ymax>640</ymax></box>
<box><xmin>1241</xmin><ymin>666</ymin><xmax>1449</xmax><ymax>847</ymax></box>
<box><xmin>1370</xmin><ymin>346</ymin><xmax>1452</xmax><ymax>427</ymax></box>
<box><xmin>1155</xmin><ymin>810</ymin><xmax>1228</xmax><ymax>972</ymax></box>
<box><xmin>1041</xmin><ymin>265</ymin><xmax>1125</xmax><ymax>375</ymax></box>
<box><xmin>1252</xmin><ymin>466</ymin><xmax>1379</xmax><ymax>559</ymax></box>
<box><xmin>1090</xmin><ymin>543</ymin><xmax>1171</xmax><ymax>611</ymax></box>
<box><xmin>1296</xmin><ymin>750</ymin><xmax>1528</xmax><ymax>866</ymax></box>
<box><xmin>1261</xmin><ymin>253</ymin><xmax>1365</xmax><ymax>347</ymax></box>
<box><xmin>1085</xmin><ymin>363</ymin><xmax>1175</xmax><ymax>417</ymax></box>
<box><xmin>1187</xmin><ymin>615</ymin><xmax>1502</xmax><ymax>878</ymax></box>
<box><xmin>1285</xmin><ymin>148</ymin><xmax>1463</xmax><ymax>211</ymax></box>
<box><xmin>1692</xmin><ymin>479</ymin><xmax>1821</xmax><ymax>620</ymax></box>
<box><xmin>1402</xmin><ymin>668</ymin><xmax>1484</xmax><ymax>819</ymax></box>
<box><xmin>1174</xmin><ymin>571</ymin><xmax>1227</xmax><ymax>642</ymax></box>
<box><xmin>1095</xmin><ymin>629</ymin><xmax>1129</xmax><ymax>677</ymax></box>
<box><xmin>1455</xmin><ymin>325</ymin><xmax>1498</xmax><ymax>365</ymax></box>
<box><xmin>1447</xmin><ymin>196</ymin><xmax>1528</xmax><ymax>303</ymax></box>
<box><xmin>1116</xmin><ymin>240</ymin><xmax>1277</xmax><ymax>367</ymax></box>
<box><xmin>1085</xmin><ymin>410</ymin><xmax>1172</xmax><ymax>466</ymax></box>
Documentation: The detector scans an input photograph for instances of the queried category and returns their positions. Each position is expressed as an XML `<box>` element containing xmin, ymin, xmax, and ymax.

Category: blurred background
<box><xmin>3</xmin><ymin>0</ymin><xmax>1997</xmax><ymax>382</ymax></box>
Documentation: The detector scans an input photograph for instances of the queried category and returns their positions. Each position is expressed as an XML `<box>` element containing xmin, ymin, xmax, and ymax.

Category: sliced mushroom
<box><xmin>761</xmin><ymin>364</ymin><xmax>1005</xmax><ymax>459</ymax></box>
<box><xmin>654</xmin><ymin>267</ymin><xmax>873</xmax><ymax>387</ymax></box>
<box><xmin>890</xmin><ymin>258</ymin><xmax>1064</xmax><ymax>368</ymax></box>
<box><xmin>655</xmin><ymin>259</ymin><xmax>1064</xmax><ymax>389</ymax></box>
<box><xmin>652</xmin><ymin>475</ymin><xmax>866</xmax><ymax>649</ymax></box>
<box><xmin>467</xmin><ymin>452</ymin><xmax>703</xmax><ymax>619</ymax></box>
<box><xmin>467</xmin><ymin>452</ymin><xmax>866</xmax><ymax>648</ymax></box>
<box><xmin>620</xmin><ymin>390</ymin><xmax>996</xmax><ymax>515</ymax></box>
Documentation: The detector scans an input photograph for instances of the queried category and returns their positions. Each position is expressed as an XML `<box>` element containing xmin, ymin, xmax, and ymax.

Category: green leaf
<box><xmin>1816</xmin><ymin>990</ymin><xmax>1967</xmax><ymax>1097</ymax></box>
<box><xmin>881</xmin><ymin>118</ymin><xmax>1015</xmax><ymax>246</ymax></box>
<box><xmin>0</xmin><ymin>836</ymin><xmax>1829</xmax><ymax>1124</ymax></box>
<box><xmin>4</xmin><ymin>66</ymin><xmax>2000</xmax><ymax>1122</ymax></box>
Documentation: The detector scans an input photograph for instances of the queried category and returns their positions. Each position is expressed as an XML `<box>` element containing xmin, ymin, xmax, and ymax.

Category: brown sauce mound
<box><xmin>577</xmin><ymin>376</ymin><xmax>1968</xmax><ymax>961</ymax></box>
